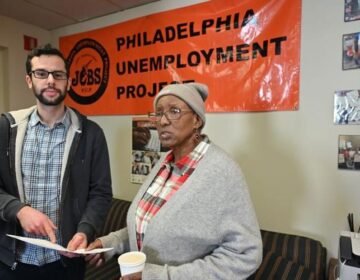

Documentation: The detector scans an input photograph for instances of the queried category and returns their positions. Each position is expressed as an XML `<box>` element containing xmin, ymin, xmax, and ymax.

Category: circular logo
<box><xmin>67</xmin><ymin>38</ymin><xmax>109</xmax><ymax>105</ymax></box>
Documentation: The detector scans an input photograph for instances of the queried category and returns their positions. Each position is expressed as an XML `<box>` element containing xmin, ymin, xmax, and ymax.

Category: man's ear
<box><xmin>25</xmin><ymin>75</ymin><xmax>33</xmax><ymax>89</ymax></box>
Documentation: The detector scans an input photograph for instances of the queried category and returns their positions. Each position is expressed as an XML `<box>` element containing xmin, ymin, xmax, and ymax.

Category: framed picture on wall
<box><xmin>131</xmin><ymin>116</ymin><xmax>168</xmax><ymax>184</ymax></box>
<box><xmin>342</xmin><ymin>32</ymin><xmax>360</xmax><ymax>70</ymax></box>
<box><xmin>334</xmin><ymin>89</ymin><xmax>360</xmax><ymax>124</ymax></box>
<box><xmin>338</xmin><ymin>135</ymin><xmax>360</xmax><ymax>170</ymax></box>
<box><xmin>345</xmin><ymin>0</ymin><xmax>360</xmax><ymax>22</ymax></box>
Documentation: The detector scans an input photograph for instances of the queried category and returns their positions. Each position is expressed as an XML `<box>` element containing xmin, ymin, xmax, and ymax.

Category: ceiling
<box><xmin>0</xmin><ymin>0</ymin><xmax>159</xmax><ymax>30</ymax></box>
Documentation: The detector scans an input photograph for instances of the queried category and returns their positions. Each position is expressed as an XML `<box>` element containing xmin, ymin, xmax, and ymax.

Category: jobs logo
<box><xmin>67</xmin><ymin>38</ymin><xmax>109</xmax><ymax>104</ymax></box>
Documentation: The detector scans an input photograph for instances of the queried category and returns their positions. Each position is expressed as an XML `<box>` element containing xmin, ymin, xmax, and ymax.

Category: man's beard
<box><xmin>33</xmin><ymin>86</ymin><xmax>67</xmax><ymax>106</ymax></box>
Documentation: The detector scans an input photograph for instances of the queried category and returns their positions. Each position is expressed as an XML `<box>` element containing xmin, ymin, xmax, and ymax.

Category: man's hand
<box><xmin>85</xmin><ymin>239</ymin><xmax>105</xmax><ymax>267</ymax></box>
<box><xmin>16</xmin><ymin>206</ymin><xmax>57</xmax><ymax>243</ymax></box>
<box><xmin>60</xmin><ymin>232</ymin><xmax>87</xmax><ymax>258</ymax></box>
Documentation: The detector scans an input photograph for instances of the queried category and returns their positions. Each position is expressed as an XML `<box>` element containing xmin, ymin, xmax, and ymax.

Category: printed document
<box><xmin>7</xmin><ymin>234</ymin><xmax>113</xmax><ymax>254</ymax></box>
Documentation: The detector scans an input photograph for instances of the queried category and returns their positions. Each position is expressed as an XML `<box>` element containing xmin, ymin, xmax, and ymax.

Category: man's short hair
<box><xmin>25</xmin><ymin>43</ymin><xmax>68</xmax><ymax>74</ymax></box>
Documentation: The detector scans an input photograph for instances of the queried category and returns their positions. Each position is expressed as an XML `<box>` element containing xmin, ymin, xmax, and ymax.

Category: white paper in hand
<box><xmin>6</xmin><ymin>234</ymin><xmax>113</xmax><ymax>254</ymax></box>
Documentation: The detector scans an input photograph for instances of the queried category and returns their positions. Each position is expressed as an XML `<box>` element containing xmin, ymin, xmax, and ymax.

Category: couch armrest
<box><xmin>85</xmin><ymin>198</ymin><xmax>131</xmax><ymax>280</ymax></box>
<box><xmin>101</xmin><ymin>198</ymin><xmax>131</xmax><ymax>236</ymax></box>
<box><xmin>248</xmin><ymin>250</ymin><xmax>316</xmax><ymax>280</ymax></box>
<box><xmin>253</xmin><ymin>230</ymin><xmax>327</xmax><ymax>280</ymax></box>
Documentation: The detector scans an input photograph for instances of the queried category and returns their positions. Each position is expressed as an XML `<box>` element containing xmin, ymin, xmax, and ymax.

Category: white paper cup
<box><xmin>118</xmin><ymin>251</ymin><xmax>146</xmax><ymax>276</ymax></box>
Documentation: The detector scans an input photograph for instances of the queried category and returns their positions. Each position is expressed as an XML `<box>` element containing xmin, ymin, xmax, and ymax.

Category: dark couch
<box><xmin>85</xmin><ymin>198</ymin><xmax>327</xmax><ymax>280</ymax></box>
<box><xmin>249</xmin><ymin>230</ymin><xmax>327</xmax><ymax>280</ymax></box>
<box><xmin>84</xmin><ymin>198</ymin><xmax>131</xmax><ymax>280</ymax></box>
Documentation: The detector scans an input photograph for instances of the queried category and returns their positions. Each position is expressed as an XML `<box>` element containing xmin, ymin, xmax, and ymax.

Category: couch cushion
<box><xmin>101</xmin><ymin>198</ymin><xmax>131</xmax><ymax>236</ymax></box>
<box><xmin>260</xmin><ymin>230</ymin><xmax>326</xmax><ymax>280</ymax></box>
<box><xmin>248</xmin><ymin>250</ymin><xmax>316</xmax><ymax>280</ymax></box>
<box><xmin>84</xmin><ymin>198</ymin><xmax>131</xmax><ymax>280</ymax></box>
<box><xmin>84</xmin><ymin>255</ymin><xmax>119</xmax><ymax>280</ymax></box>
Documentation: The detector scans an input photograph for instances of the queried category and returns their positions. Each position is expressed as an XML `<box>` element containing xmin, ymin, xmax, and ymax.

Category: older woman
<box><xmin>87</xmin><ymin>83</ymin><xmax>262</xmax><ymax>280</ymax></box>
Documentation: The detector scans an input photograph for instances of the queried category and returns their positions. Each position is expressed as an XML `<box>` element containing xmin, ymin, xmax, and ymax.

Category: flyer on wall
<box><xmin>131</xmin><ymin>116</ymin><xmax>168</xmax><ymax>184</ymax></box>
<box><xmin>334</xmin><ymin>89</ymin><xmax>360</xmax><ymax>124</ymax></box>
<box><xmin>342</xmin><ymin>32</ymin><xmax>360</xmax><ymax>70</ymax></box>
<box><xmin>345</xmin><ymin>0</ymin><xmax>360</xmax><ymax>22</ymax></box>
<box><xmin>338</xmin><ymin>135</ymin><xmax>360</xmax><ymax>170</ymax></box>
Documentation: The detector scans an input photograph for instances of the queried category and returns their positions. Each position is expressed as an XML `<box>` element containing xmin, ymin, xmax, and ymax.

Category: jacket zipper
<box><xmin>11</xmin><ymin>262</ymin><xmax>17</xmax><ymax>270</ymax></box>
<box><xmin>5</xmin><ymin>114</ymin><xmax>15</xmax><ymax>176</ymax></box>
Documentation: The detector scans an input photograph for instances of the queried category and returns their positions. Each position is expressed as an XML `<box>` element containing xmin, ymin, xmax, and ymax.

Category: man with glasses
<box><xmin>0</xmin><ymin>44</ymin><xmax>112</xmax><ymax>280</ymax></box>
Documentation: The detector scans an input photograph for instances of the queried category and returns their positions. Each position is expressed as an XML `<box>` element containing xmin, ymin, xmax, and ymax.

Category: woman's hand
<box><xmin>120</xmin><ymin>272</ymin><xmax>142</xmax><ymax>280</ymax></box>
<box><xmin>85</xmin><ymin>239</ymin><xmax>105</xmax><ymax>267</ymax></box>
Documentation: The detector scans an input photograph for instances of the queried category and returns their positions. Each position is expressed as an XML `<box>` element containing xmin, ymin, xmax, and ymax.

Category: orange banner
<box><xmin>59</xmin><ymin>0</ymin><xmax>301</xmax><ymax>115</ymax></box>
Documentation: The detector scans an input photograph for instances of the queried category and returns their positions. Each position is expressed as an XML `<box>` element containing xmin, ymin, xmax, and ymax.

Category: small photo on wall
<box><xmin>345</xmin><ymin>0</ymin><xmax>360</xmax><ymax>22</ymax></box>
<box><xmin>342</xmin><ymin>32</ymin><xmax>360</xmax><ymax>70</ymax></box>
<box><xmin>334</xmin><ymin>89</ymin><xmax>360</xmax><ymax>124</ymax></box>
<box><xmin>131</xmin><ymin>116</ymin><xmax>168</xmax><ymax>184</ymax></box>
<box><xmin>338</xmin><ymin>135</ymin><xmax>360</xmax><ymax>170</ymax></box>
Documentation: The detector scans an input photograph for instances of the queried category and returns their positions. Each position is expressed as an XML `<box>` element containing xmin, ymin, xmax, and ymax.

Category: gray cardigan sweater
<box><xmin>101</xmin><ymin>143</ymin><xmax>262</xmax><ymax>280</ymax></box>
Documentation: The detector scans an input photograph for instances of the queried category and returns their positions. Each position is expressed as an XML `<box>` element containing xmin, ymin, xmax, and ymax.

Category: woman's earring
<box><xmin>194</xmin><ymin>128</ymin><xmax>201</xmax><ymax>143</ymax></box>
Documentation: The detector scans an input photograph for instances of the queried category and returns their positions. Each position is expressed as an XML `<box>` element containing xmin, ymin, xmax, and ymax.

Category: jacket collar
<box><xmin>8</xmin><ymin>105</ymin><xmax>84</xmax><ymax>133</ymax></box>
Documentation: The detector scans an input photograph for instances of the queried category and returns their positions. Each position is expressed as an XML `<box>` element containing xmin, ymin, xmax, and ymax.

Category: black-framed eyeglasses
<box><xmin>148</xmin><ymin>107</ymin><xmax>192</xmax><ymax>122</ymax></box>
<box><xmin>29</xmin><ymin>69</ymin><xmax>68</xmax><ymax>80</ymax></box>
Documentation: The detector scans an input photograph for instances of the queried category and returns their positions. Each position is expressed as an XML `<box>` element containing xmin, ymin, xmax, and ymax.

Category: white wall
<box><xmin>2</xmin><ymin>0</ymin><xmax>359</xmax><ymax>259</ymax></box>
<box><xmin>0</xmin><ymin>15</ymin><xmax>51</xmax><ymax>111</ymax></box>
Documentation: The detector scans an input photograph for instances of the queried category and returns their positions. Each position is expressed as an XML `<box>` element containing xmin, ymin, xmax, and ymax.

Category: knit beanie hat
<box><xmin>154</xmin><ymin>82</ymin><xmax>208</xmax><ymax>126</ymax></box>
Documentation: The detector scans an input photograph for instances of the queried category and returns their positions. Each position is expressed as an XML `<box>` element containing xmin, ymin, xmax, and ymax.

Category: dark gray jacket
<box><xmin>0</xmin><ymin>106</ymin><xmax>112</xmax><ymax>271</ymax></box>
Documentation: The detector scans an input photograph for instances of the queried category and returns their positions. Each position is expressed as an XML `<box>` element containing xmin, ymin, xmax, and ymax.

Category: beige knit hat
<box><xmin>154</xmin><ymin>82</ymin><xmax>208</xmax><ymax>126</ymax></box>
